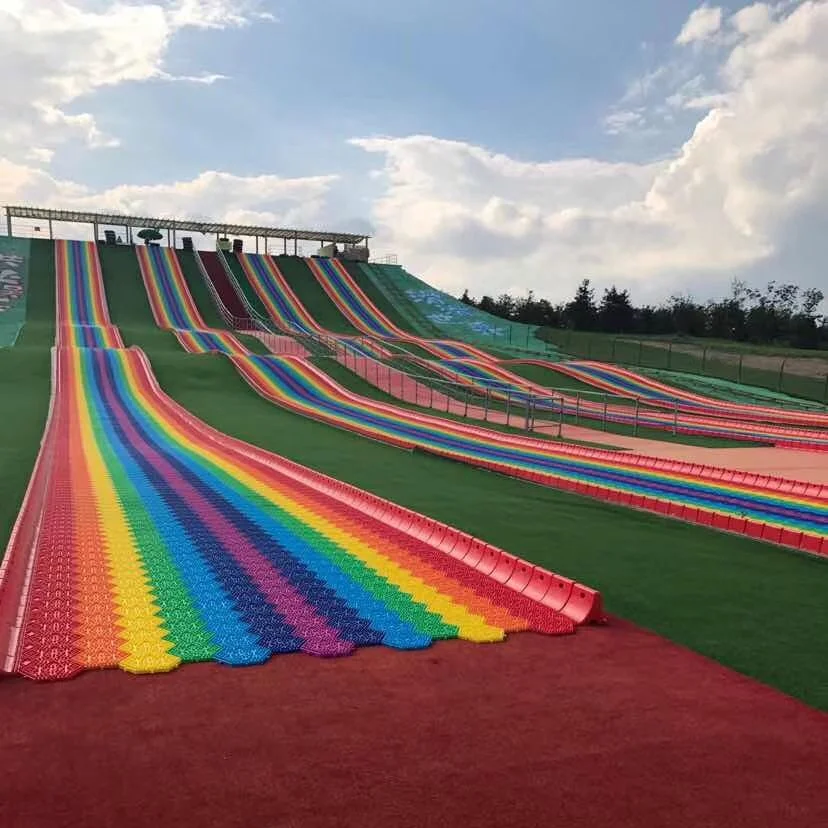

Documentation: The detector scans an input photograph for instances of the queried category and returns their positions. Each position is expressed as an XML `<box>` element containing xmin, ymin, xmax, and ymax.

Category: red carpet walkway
<box><xmin>2</xmin><ymin>623</ymin><xmax>827</xmax><ymax>828</ymax></box>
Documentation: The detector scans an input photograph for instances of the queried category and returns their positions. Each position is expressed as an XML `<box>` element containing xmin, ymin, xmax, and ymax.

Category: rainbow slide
<box><xmin>125</xmin><ymin>243</ymin><xmax>828</xmax><ymax>552</ymax></box>
<box><xmin>0</xmin><ymin>240</ymin><xmax>595</xmax><ymax>681</ymax></box>
<box><xmin>417</xmin><ymin>357</ymin><xmax>828</xmax><ymax>450</ymax></box>
<box><xmin>231</xmin><ymin>354</ymin><xmax>828</xmax><ymax>555</ymax></box>
<box><xmin>135</xmin><ymin>245</ymin><xmax>250</xmax><ymax>356</ymax></box>
<box><xmin>55</xmin><ymin>239</ymin><xmax>124</xmax><ymax>348</ymax></box>
<box><xmin>305</xmin><ymin>257</ymin><xmax>493</xmax><ymax>360</ymax></box>
<box><xmin>534</xmin><ymin>360</ymin><xmax>828</xmax><ymax>430</ymax></box>
<box><xmin>235</xmin><ymin>252</ymin><xmax>393</xmax><ymax>360</ymax></box>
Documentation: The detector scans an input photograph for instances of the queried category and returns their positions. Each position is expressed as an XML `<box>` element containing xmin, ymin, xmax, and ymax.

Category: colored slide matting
<box><xmin>0</xmin><ymin>238</ymin><xmax>588</xmax><ymax>682</ymax></box>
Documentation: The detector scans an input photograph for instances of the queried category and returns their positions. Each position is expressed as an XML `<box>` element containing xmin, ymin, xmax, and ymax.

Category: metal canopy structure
<box><xmin>4</xmin><ymin>206</ymin><xmax>370</xmax><ymax>254</ymax></box>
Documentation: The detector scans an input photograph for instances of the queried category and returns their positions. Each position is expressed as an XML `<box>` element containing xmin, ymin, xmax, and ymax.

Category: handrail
<box><xmin>192</xmin><ymin>249</ymin><xmax>256</xmax><ymax>331</ymax></box>
<box><xmin>214</xmin><ymin>249</ymin><xmax>275</xmax><ymax>332</ymax></box>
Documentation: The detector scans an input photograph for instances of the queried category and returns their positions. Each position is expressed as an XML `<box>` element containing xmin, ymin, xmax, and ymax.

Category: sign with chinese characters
<box><xmin>0</xmin><ymin>237</ymin><xmax>29</xmax><ymax>346</ymax></box>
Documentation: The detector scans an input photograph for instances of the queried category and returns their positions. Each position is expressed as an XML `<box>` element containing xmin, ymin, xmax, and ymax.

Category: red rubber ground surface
<box><xmin>2</xmin><ymin>622</ymin><xmax>827</xmax><ymax>828</ymax></box>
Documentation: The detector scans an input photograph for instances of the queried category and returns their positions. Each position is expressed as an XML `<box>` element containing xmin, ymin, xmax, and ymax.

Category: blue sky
<box><xmin>55</xmin><ymin>0</ymin><xmax>708</xmax><ymax>186</ymax></box>
<box><xmin>2</xmin><ymin>0</ymin><xmax>827</xmax><ymax>307</ymax></box>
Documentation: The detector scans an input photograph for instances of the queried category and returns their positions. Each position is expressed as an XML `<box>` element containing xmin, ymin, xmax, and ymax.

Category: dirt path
<box><xmin>543</xmin><ymin>423</ymin><xmax>828</xmax><ymax>484</ymax></box>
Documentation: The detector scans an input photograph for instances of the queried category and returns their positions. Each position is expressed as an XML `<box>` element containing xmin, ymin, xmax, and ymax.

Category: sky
<box><xmin>1</xmin><ymin>0</ymin><xmax>827</xmax><ymax>309</ymax></box>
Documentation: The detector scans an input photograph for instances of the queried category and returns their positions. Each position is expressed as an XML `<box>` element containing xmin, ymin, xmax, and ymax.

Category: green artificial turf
<box><xmin>98</xmin><ymin>244</ymin><xmax>158</xmax><ymax>328</ymax></box>
<box><xmin>15</xmin><ymin>239</ymin><xmax>56</xmax><ymax>348</ymax></box>
<box><xmin>0</xmin><ymin>348</ymin><xmax>51</xmax><ymax>555</ymax></box>
<box><xmin>274</xmin><ymin>256</ymin><xmax>360</xmax><ymax>335</ymax></box>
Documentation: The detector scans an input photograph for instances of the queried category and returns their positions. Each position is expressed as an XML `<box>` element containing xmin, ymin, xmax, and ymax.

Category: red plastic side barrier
<box><xmin>505</xmin><ymin>562</ymin><xmax>533</xmax><ymax>593</ymax></box>
<box><xmin>523</xmin><ymin>569</ymin><xmax>553</xmax><ymax>603</ymax></box>
<box><xmin>450</xmin><ymin>533</ymin><xmax>473</xmax><ymax>561</ymax></box>
<box><xmin>561</xmin><ymin>584</ymin><xmax>604</xmax><ymax>624</ymax></box>
<box><xmin>490</xmin><ymin>553</ymin><xmax>517</xmax><ymax>584</ymax></box>
<box><xmin>475</xmin><ymin>545</ymin><xmax>500</xmax><ymax>576</ymax></box>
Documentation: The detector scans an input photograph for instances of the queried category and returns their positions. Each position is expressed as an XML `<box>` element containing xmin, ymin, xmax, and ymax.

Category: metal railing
<box><xmin>191</xmin><ymin>249</ymin><xmax>262</xmax><ymax>331</ymax></box>
<box><xmin>213</xmin><ymin>250</ymin><xmax>275</xmax><ymax>332</ymax></box>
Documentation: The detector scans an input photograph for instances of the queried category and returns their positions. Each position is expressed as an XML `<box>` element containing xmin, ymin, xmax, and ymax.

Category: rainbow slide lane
<box><xmin>135</xmin><ymin>245</ymin><xmax>250</xmax><ymax>356</ymax></box>
<box><xmin>55</xmin><ymin>239</ymin><xmax>124</xmax><ymax>349</ymax></box>
<box><xmin>305</xmin><ymin>257</ymin><xmax>494</xmax><ymax>360</ymax></box>
<box><xmin>418</xmin><ymin>357</ymin><xmax>828</xmax><ymax>451</ymax></box>
<box><xmin>236</xmin><ymin>252</ymin><xmax>394</xmax><ymax>360</ymax></box>
<box><xmin>0</xmin><ymin>239</ymin><xmax>589</xmax><ymax>681</ymax></box>
<box><xmin>534</xmin><ymin>360</ymin><xmax>828</xmax><ymax>431</ymax></box>
<box><xmin>231</xmin><ymin>354</ymin><xmax>828</xmax><ymax>556</ymax></box>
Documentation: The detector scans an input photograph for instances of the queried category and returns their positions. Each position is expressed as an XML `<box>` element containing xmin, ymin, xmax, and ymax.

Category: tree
<box><xmin>564</xmin><ymin>279</ymin><xmax>598</xmax><ymax>330</ymax></box>
<box><xmin>599</xmin><ymin>286</ymin><xmax>634</xmax><ymax>333</ymax></box>
<box><xmin>669</xmin><ymin>295</ymin><xmax>706</xmax><ymax>337</ymax></box>
<box><xmin>137</xmin><ymin>228</ymin><xmax>163</xmax><ymax>245</ymax></box>
<box><xmin>494</xmin><ymin>293</ymin><xmax>516</xmax><ymax>319</ymax></box>
<box><xmin>478</xmin><ymin>295</ymin><xmax>496</xmax><ymax>314</ymax></box>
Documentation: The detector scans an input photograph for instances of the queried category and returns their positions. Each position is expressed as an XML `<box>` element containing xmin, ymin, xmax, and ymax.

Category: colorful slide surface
<box><xmin>56</xmin><ymin>239</ymin><xmax>124</xmax><ymax>348</ymax></box>
<box><xmin>305</xmin><ymin>257</ymin><xmax>492</xmax><ymax>360</ymax></box>
<box><xmin>238</xmin><ymin>252</ymin><xmax>324</xmax><ymax>336</ymax></box>
<box><xmin>232</xmin><ymin>354</ymin><xmax>828</xmax><ymax>555</ymax></box>
<box><xmin>236</xmin><ymin>253</ymin><xmax>392</xmax><ymax>360</ymax></box>
<box><xmin>419</xmin><ymin>358</ymin><xmax>828</xmax><ymax>450</ymax></box>
<box><xmin>539</xmin><ymin>360</ymin><xmax>828</xmax><ymax>430</ymax></box>
<box><xmin>136</xmin><ymin>245</ymin><xmax>250</xmax><ymax>355</ymax></box>
<box><xmin>0</xmin><ymin>239</ymin><xmax>587</xmax><ymax>681</ymax></box>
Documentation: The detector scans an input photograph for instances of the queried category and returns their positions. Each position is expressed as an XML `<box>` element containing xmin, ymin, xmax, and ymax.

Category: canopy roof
<box><xmin>4</xmin><ymin>206</ymin><xmax>369</xmax><ymax>245</ymax></box>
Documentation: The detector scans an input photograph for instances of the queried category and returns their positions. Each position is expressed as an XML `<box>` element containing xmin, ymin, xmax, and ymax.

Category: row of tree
<box><xmin>460</xmin><ymin>279</ymin><xmax>827</xmax><ymax>349</ymax></box>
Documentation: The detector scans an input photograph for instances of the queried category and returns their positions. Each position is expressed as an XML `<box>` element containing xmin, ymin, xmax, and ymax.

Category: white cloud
<box><xmin>353</xmin><ymin>1</ymin><xmax>828</xmax><ymax>305</ymax></box>
<box><xmin>0</xmin><ymin>0</ymin><xmax>272</xmax><ymax>161</ymax></box>
<box><xmin>676</xmin><ymin>5</ymin><xmax>724</xmax><ymax>45</ymax></box>
<box><xmin>1</xmin><ymin>159</ymin><xmax>339</xmax><ymax>243</ymax></box>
